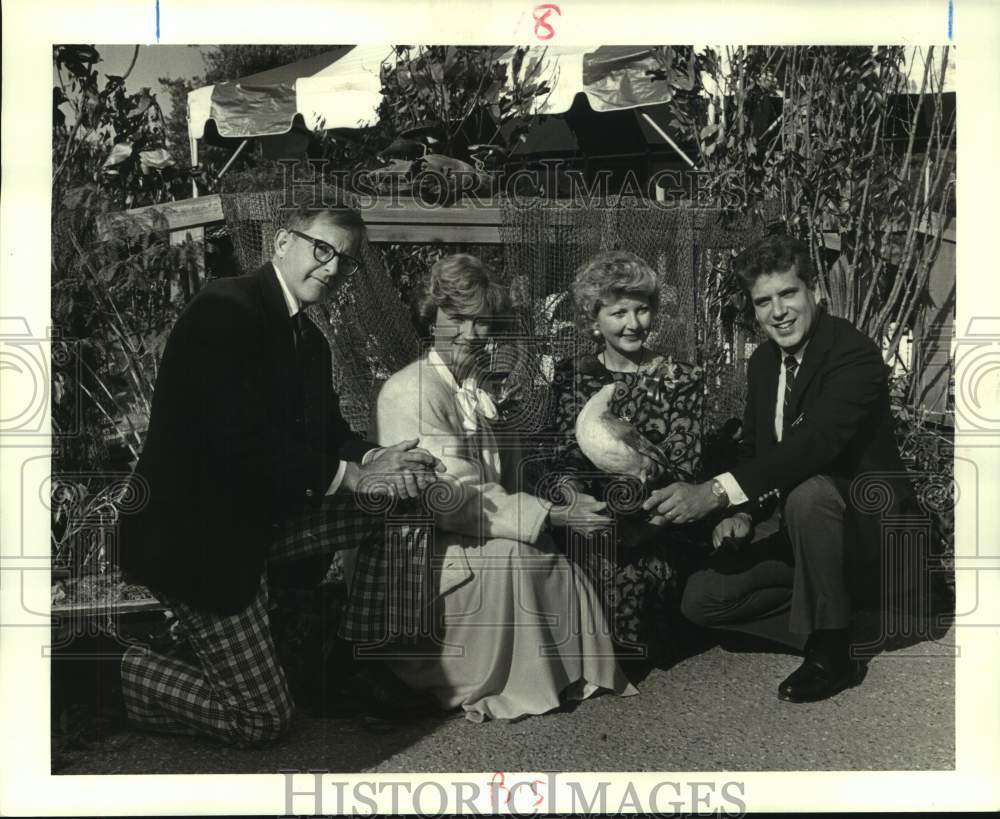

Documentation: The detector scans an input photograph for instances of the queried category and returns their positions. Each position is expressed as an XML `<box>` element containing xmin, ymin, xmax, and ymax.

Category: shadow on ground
<box><xmin>52</xmin><ymin>585</ymin><xmax>956</xmax><ymax>774</ymax></box>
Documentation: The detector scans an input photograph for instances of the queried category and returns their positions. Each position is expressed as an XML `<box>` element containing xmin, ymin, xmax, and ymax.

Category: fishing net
<box><xmin>220</xmin><ymin>186</ymin><xmax>776</xmax><ymax>447</ymax></box>
<box><xmin>498</xmin><ymin>197</ymin><xmax>777</xmax><ymax>441</ymax></box>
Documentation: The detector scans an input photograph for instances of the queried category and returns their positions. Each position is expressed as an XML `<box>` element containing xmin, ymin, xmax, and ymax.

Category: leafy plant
<box><xmin>375</xmin><ymin>46</ymin><xmax>551</xmax><ymax>155</ymax></box>
<box><xmin>52</xmin><ymin>46</ymin><xmax>207</xmax><ymax>586</ymax></box>
<box><xmin>664</xmin><ymin>46</ymin><xmax>955</xmax><ymax>369</ymax></box>
<box><xmin>53</xmin><ymin>45</ymin><xmax>200</xmax><ymax>210</ymax></box>
<box><xmin>889</xmin><ymin>371</ymin><xmax>954</xmax><ymax>599</ymax></box>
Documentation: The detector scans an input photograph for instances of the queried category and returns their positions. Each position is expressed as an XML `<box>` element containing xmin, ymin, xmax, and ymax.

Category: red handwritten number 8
<box><xmin>533</xmin><ymin>4</ymin><xmax>561</xmax><ymax>40</ymax></box>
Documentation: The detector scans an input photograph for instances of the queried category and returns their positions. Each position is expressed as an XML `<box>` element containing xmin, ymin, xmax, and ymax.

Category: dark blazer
<box><xmin>119</xmin><ymin>263</ymin><xmax>375</xmax><ymax>615</ymax></box>
<box><xmin>731</xmin><ymin>311</ymin><xmax>913</xmax><ymax>577</ymax></box>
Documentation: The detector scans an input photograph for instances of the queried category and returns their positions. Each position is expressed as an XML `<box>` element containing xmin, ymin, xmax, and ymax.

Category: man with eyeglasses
<box><xmin>118</xmin><ymin>201</ymin><xmax>444</xmax><ymax>746</ymax></box>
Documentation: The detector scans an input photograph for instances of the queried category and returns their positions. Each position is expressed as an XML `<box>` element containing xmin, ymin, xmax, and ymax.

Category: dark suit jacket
<box><xmin>119</xmin><ymin>263</ymin><xmax>375</xmax><ymax>615</ymax></box>
<box><xmin>731</xmin><ymin>311</ymin><xmax>913</xmax><ymax>584</ymax></box>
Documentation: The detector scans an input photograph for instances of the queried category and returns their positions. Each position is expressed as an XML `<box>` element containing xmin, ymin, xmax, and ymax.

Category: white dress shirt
<box><xmin>273</xmin><ymin>265</ymin><xmax>379</xmax><ymax>496</ymax></box>
<box><xmin>714</xmin><ymin>343</ymin><xmax>808</xmax><ymax>507</ymax></box>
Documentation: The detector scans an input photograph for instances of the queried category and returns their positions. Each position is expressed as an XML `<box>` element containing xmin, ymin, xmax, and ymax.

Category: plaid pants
<box><xmin>120</xmin><ymin>493</ymin><xmax>380</xmax><ymax>747</ymax></box>
<box><xmin>339</xmin><ymin>520</ymin><xmax>431</xmax><ymax>643</ymax></box>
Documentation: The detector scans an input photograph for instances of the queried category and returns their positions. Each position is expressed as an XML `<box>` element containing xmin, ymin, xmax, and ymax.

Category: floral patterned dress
<box><xmin>546</xmin><ymin>350</ymin><xmax>710</xmax><ymax>655</ymax></box>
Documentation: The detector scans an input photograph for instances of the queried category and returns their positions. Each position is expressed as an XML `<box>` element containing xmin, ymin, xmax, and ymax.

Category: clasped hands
<box><xmin>351</xmin><ymin>437</ymin><xmax>445</xmax><ymax>499</ymax></box>
<box><xmin>547</xmin><ymin>478</ymin><xmax>754</xmax><ymax>546</ymax></box>
<box><xmin>642</xmin><ymin>480</ymin><xmax>752</xmax><ymax>548</ymax></box>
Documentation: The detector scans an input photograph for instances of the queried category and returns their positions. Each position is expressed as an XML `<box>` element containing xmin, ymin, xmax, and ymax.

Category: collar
<box><xmin>272</xmin><ymin>263</ymin><xmax>300</xmax><ymax>318</ymax></box>
<box><xmin>783</xmin><ymin>340</ymin><xmax>809</xmax><ymax>368</ymax></box>
<box><xmin>427</xmin><ymin>348</ymin><xmax>498</xmax><ymax>431</ymax></box>
<box><xmin>428</xmin><ymin>347</ymin><xmax>459</xmax><ymax>391</ymax></box>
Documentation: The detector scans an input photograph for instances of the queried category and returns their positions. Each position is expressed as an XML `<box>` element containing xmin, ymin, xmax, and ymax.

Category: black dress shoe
<box><xmin>778</xmin><ymin>656</ymin><xmax>862</xmax><ymax>703</ymax></box>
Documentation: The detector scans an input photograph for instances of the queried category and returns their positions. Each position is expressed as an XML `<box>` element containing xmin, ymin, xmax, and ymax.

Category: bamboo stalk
<box><xmin>77</xmin><ymin>380</ymin><xmax>141</xmax><ymax>462</ymax></box>
<box><xmin>66</xmin><ymin>231</ymin><xmax>156</xmax><ymax>407</ymax></box>
<box><xmin>856</xmin><ymin>50</ymin><xmax>901</xmax><ymax>329</ymax></box>
<box><xmin>873</xmin><ymin>51</ymin><xmax>950</xmax><ymax>336</ymax></box>
<box><xmin>886</xmin><ymin>136</ymin><xmax>955</xmax><ymax>361</ymax></box>
<box><xmin>81</xmin><ymin>358</ymin><xmax>144</xmax><ymax>451</ymax></box>
<box><xmin>846</xmin><ymin>115</ymin><xmax>882</xmax><ymax>321</ymax></box>
<box><xmin>873</xmin><ymin>123</ymin><xmax>936</xmax><ymax>333</ymax></box>
<box><xmin>898</xmin><ymin>46</ymin><xmax>932</xmax><ymax>197</ymax></box>
<box><xmin>890</xmin><ymin>88</ymin><xmax>952</xmax><ymax>330</ymax></box>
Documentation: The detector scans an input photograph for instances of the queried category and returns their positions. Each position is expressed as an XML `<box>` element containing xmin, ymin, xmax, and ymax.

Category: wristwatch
<box><xmin>710</xmin><ymin>478</ymin><xmax>729</xmax><ymax>508</ymax></box>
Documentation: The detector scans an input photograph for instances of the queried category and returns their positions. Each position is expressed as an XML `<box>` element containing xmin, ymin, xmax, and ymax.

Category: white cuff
<box><xmin>715</xmin><ymin>472</ymin><xmax>749</xmax><ymax>506</ymax></box>
<box><xmin>361</xmin><ymin>447</ymin><xmax>382</xmax><ymax>466</ymax></box>
<box><xmin>325</xmin><ymin>460</ymin><xmax>348</xmax><ymax>496</ymax></box>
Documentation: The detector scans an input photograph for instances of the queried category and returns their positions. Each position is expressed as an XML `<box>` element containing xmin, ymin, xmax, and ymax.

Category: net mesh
<box><xmin>499</xmin><ymin>198</ymin><xmax>776</xmax><ymax>436</ymax></box>
<box><xmin>219</xmin><ymin>188</ymin><xmax>775</xmax><ymax>439</ymax></box>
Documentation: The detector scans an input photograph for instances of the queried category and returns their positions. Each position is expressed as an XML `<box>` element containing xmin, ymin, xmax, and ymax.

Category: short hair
<box><xmin>571</xmin><ymin>250</ymin><xmax>659</xmax><ymax>331</ymax></box>
<box><xmin>277</xmin><ymin>199</ymin><xmax>366</xmax><ymax>236</ymax></box>
<box><xmin>411</xmin><ymin>253</ymin><xmax>511</xmax><ymax>339</ymax></box>
<box><xmin>731</xmin><ymin>233</ymin><xmax>816</xmax><ymax>293</ymax></box>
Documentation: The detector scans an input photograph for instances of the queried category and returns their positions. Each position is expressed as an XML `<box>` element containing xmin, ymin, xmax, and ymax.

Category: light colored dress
<box><xmin>373</xmin><ymin>349</ymin><xmax>637</xmax><ymax>722</ymax></box>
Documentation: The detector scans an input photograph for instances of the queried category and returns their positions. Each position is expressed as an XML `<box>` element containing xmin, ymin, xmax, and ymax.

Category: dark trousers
<box><xmin>680</xmin><ymin>474</ymin><xmax>852</xmax><ymax>651</ymax></box>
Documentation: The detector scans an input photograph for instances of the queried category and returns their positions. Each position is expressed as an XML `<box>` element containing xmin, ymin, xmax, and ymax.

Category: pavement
<box><xmin>56</xmin><ymin>613</ymin><xmax>955</xmax><ymax>775</ymax></box>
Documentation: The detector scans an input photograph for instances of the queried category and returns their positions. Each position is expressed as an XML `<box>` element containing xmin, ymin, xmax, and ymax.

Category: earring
<box><xmin>591</xmin><ymin>329</ymin><xmax>602</xmax><ymax>339</ymax></box>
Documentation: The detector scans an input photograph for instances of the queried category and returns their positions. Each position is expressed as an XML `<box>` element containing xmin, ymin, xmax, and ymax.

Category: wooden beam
<box><xmin>98</xmin><ymin>195</ymin><xmax>225</xmax><ymax>239</ymax></box>
<box><xmin>96</xmin><ymin>193</ymin><xmax>507</xmax><ymax>243</ymax></box>
<box><xmin>96</xmin><ymin>193</ymin><xmax>957</xmax><ymax>246</ymax></box>
<box><xmin>52</xmin><ymin>598</ymin><xmax>164</xmax><ymax>616</ymax></box>
<box><xmin>360</xmin><ymin>199</ymin><xmax>503</xmax><ymax>225</ymax></box>
<box><xmin>367</xmin><ymin>224</ymin><xmax>501</xmax><ymax>243</ymax></box>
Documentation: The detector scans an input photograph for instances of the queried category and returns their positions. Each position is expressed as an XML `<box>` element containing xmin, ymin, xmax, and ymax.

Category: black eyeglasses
<box><xmin>289</xmin><ymin>230</ymin><xmax>363</xmax><ymax>276</ymax></box>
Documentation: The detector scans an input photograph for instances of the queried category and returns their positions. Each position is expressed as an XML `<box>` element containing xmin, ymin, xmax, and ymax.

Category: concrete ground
<box><xmin>57</xmin><ymin>616</ymin><xmax>955</xmax><ymax>775</ymax></box>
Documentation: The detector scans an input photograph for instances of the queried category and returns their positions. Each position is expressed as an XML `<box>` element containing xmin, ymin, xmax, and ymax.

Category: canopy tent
<box><xmin>497</xmin><ymin>45</ymin><xmax>690</xmax><ymax>114</ymax></box>
<box><xmin>185</xmin><ymin>44</ymin><xmax>953</xmax><ymax>178</ymax></box>
<box><xmin>185</xmin><ymin>45</ymin><xmax>702</xmax><ymax>174</ymax></box>
<box><xmin>496</xmin><ymin>45</ymin><xmax>698</xmax><ymax>166</ymax></box>
<box><xmin>496</xmin><ymin>44</ymin><xmax>955</xmax><ymax>161</ymax></box>
<box><xmin>186</xmin><ymin>45</ymin><xmax>392</xmax><ymax>165</ymax></box>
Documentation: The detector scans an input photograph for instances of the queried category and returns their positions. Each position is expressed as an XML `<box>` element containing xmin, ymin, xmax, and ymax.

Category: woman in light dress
<box><xmin>370</xmin><ymin>253</ymin><xmax>636</xmax><ymax>723</ymax></box>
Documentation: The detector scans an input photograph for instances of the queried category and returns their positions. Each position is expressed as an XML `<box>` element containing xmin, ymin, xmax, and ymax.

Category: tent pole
<box><xmin>190</xmin><ymin>136</ymin><xmax>199</xmax><ymax>198</ymax></box>
<box><xmin>639</xmin><ymin>111</ymin><xmax>696</xmax><ymax>169</ymax></box>
<box><xmin>216</xmin><ymin>139</ymin><xmax>250</xmax><ymax>182</ymax></box>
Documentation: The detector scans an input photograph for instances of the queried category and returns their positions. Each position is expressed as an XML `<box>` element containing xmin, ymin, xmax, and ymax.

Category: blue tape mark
<box><xmin>948</xmin><ymin>0</ymin><xmax>953</xmax><ymax>40</ymax></box>
<box><xmin>156</xmin><ymin>0</ymin><xmax>160</xmax><ymax>42</ymax></box>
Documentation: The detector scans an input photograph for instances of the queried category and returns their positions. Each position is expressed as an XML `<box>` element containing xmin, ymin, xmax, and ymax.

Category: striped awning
<box><xmin>187</xmin><ymin>45</ymin><xmax>392</xmax><ymax>142</ymax></box>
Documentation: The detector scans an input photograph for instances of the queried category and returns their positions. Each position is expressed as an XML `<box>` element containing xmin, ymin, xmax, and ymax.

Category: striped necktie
<box><xmin>782</xmin><ymin>354</ymin><xmax>798</xmax><ymax>437</ymax></box>
<box><xmin>291</xmin><ymin>312</ymin><xmax>309</xmax><ymax>357</ymax></box>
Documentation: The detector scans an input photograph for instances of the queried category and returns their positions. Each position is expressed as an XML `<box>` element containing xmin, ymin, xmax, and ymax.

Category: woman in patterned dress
<box><xmin>546</xmin><ymin>250</ymin><xmax>709</xmax><ymax>669</ymax></box>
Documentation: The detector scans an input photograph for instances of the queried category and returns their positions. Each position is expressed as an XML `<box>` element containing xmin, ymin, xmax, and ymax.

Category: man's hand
<box><xmin>356</xmin><ymin>438</ymin><xmax>445</xmax><ymax>499</ymax></box>
<box><xmin>643</xmin><ymin>480</ymin><xmax>720</xmax><ymax>526</ymax></box>
<box><xmin>548</xmin><ymin>491</ymin><xmax>612</xmax><ymax>536</ymax></box>
<box><xmin>712</xmin><ymin>513</ymin><xmax>753</xmax><ymax>548</ymax></box>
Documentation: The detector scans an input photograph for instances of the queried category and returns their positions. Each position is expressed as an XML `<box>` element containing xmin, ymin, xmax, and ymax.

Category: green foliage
<box><xmin>374</xmin><ymin>46</ymin><xmax>549</xmax><ymax>156</ymax></box>
<box><xmin>52</xmin><ymin>47</ymin><xmax>202</xmax><ymax>579</ymax></box>
<box><xmin>666</xmin><ymin>46</ymin><xmax>955</xmax><ymax>362</ymax></box>
<box><xmin>202</xmin><ymin>45</ymin><xmax>337</xmax><ymax>84</ymax></box>
<box><xmin>53</xmin><ymin>45</ymin><xmax>198</xmax><ymax>210</ymax></box>
<box><xmin>890</xmin><ymin>372</ymin><xmax>954</xmax><ymax>596</ymax></box>
<box><xmin>188</xmin><ymin>46</ymin><xmax>553</xmax><ymax>184</ymax></box>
